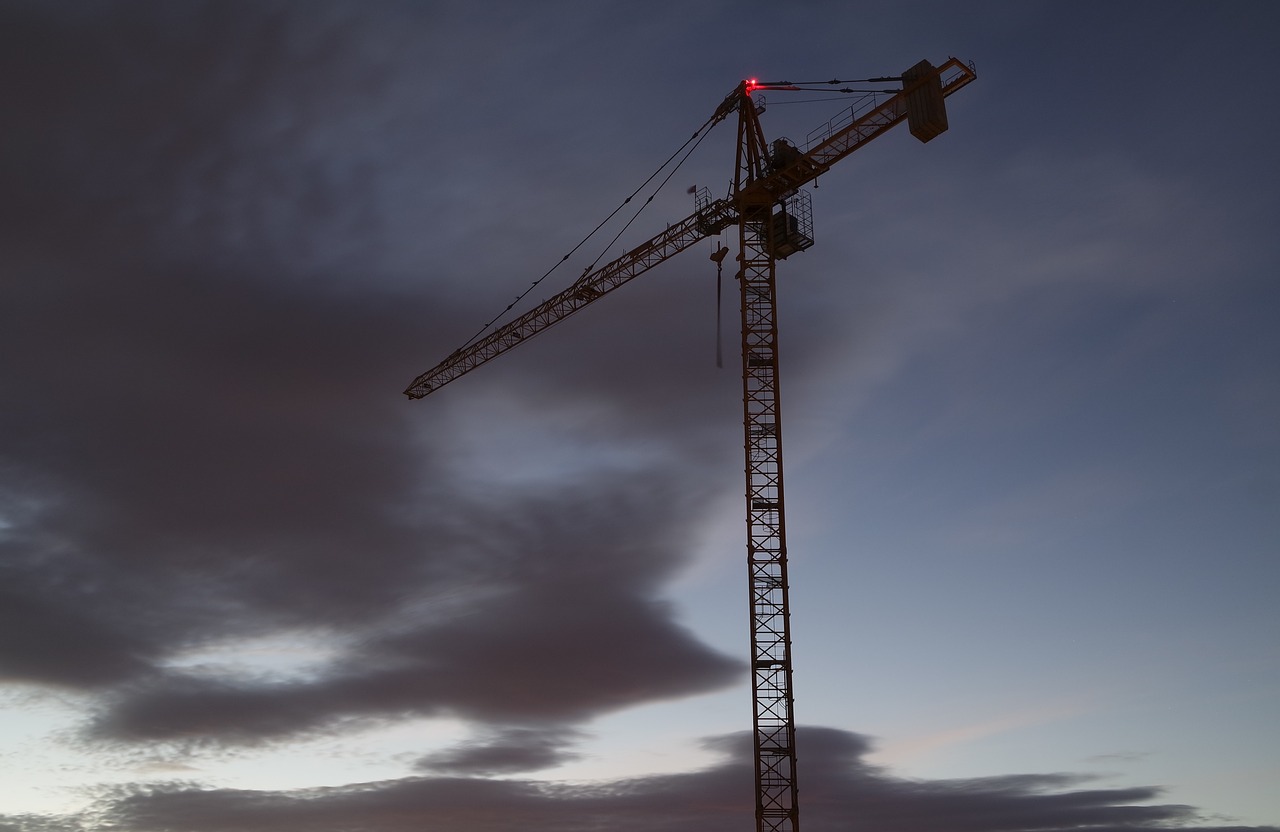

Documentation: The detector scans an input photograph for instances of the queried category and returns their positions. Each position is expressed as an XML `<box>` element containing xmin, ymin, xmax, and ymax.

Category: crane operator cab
<box><xmin>762</xmin><ymin>140</ymin><xmax>814</xmax><ymax>259</ymax></box>
<box><xmin>768</xmin><ymin>187</ymin><xmax>814</xmax><ymax>260</ymax></box>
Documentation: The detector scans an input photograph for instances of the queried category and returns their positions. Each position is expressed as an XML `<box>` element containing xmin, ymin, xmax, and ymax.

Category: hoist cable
<box><xmin>456</xmin><ymin>109</ymin><xmax>726</xmax><ymax>351</ymax></box>
<box><xmin>580</xmin><ymin>116</ymin><xmax>717</xmax><ymax>276</ymax></box>
<box><xmin>769</xmin><ymin>86</ymin><xmax>899</xmax><ymax>94</ymax></box>
<box><xmin>766</xmin><ymin>92</ymin><xmax>892</xmax><ymax>107</ymax></box>
<box><xmin>754</xmin><ymin>76</ymin><xmax>901</xmax><ymax>86</ymax></box>
<box><xmin>715</xmin><ymin>252</ymin><xmax>724</xmax><ymax>370</ymax></box>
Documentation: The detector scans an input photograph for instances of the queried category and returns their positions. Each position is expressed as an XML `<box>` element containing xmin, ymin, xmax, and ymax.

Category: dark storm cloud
<box><xmin>87</xmin><ymin>476</ymin><xmax>740</xmax><ymax>743</ymax></box>
<box><xmin>0</xmin><ymin>0</ymin><xmax>740</xmax><ymax>740</ymax></box>
<box><xmin>0</xmin><ymin>580</ymin><xmax>151</xmax><ymax>687</ymax></box>
<box><xmin>414</xmin><ymin>726</ymin><xmax>584</xmax><ymax>775</ymax></box>
<box><xmin>21</xmin><ymin>728</ymin><xmax>1275</xmax><ymax>832</ymax></box>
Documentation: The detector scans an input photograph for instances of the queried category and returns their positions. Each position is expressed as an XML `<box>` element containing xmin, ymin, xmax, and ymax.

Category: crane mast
<box><xmin>404</xmin><ymin>58</ymin><xmax>976</xmax><ymax>832</ymax></box>
<box><xmin>734</xmin><ymin>84</ymin><xmax>801</xmax><ymax>832</ymax></box>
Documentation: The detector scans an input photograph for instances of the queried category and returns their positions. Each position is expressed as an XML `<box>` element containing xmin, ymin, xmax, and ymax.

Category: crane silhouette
<box><xmin>405</xmin><ymin>57</ymin><xmax>977</xmax><ymax>832</ymax></box>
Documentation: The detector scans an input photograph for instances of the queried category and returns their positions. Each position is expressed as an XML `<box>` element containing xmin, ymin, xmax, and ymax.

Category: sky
<box><xmin>1</xmin><ymin>2</ymin><xmax>1278</xmax><ymax>831</ymax></box>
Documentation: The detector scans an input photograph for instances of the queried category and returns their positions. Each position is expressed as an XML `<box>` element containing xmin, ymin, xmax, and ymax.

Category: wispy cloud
<box><xmin>870</xmin><ymin>700</ymin><xmax>1093</xmax><ymax>768</ymax></box>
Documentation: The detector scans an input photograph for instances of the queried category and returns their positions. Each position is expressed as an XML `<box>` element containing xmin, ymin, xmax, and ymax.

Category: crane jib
<box><xmin>402</xmin><ymin>197</ymin><xmax>737</xmax><ymax>399</ymax></box>
<box><xmin>405</xmin><ymin>59</ymin><xmax>974</xmax><ymax>400</ymax></box>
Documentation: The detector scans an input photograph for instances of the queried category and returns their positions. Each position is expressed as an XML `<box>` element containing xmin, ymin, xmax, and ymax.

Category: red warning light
<box><xmin>746</xmin><ymin>77</ymin><xmax>759</xmax><ymax>95</ymax></box>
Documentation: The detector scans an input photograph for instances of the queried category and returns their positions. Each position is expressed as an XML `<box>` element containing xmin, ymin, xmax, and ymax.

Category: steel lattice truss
<box><xmin>404</xmin><ymin>199</ymin><xmax>738</xmax><ymax>399</ymax></box>
<box><xmin>739</xmin><ymin>207</ymin><xmax>798</xmax><ymax>832</ymax></box>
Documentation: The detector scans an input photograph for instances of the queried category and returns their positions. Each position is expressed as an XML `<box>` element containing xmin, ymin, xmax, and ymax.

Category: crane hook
<box><xmin>711</xmin><ymin>245</ymin><xmax>730</xmax><ymax>369</ymax></box>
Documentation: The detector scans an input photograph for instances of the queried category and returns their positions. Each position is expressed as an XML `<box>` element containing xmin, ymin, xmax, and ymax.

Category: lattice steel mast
<box><xmin>732</xmin><ymin>82</ymin><xmax>801</xmax><ymax>832</ymax></box>
<box><xmin>403</xmin><ymin>59</ymin><xmax>976</xmax><ymax>832</ymax></box>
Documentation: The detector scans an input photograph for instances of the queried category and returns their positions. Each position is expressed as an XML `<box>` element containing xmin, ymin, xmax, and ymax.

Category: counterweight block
<box><xmin>903</xmin><ymin>59</ymin><xmax>949</xmax><ymax>143</ymax></box>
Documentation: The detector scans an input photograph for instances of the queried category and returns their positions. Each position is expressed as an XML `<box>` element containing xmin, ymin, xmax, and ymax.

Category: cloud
<box><xmin>84</xmin><ymin>476</ymin><xmax>742</xmax><ymax>743</ymax></box>
<box><xmin>870</xmin><ymin>700</ymin><xmax>1090</xmax><ymax>768</ymax></box>
<box><xmin>18</xmin><ymin>727</ymin><xmax>1274</xmax><ymax>832</ymax></box>
<box><xmin>413</xmin><ymin>726</ymin><xmax>584</xmax><ymax>775</ymax></box>
<box><xmin>6</xmin><ymin>3</ymin><xmax>1277</xmax><ymax>830</ymax></box>
<box><xmin>0</xmin><ymin>0</ymin><xmax>741</xmax><ymax>746</ymax></box>
<box><xmin>1087</xmin><ymin>751</ymin><xmax>1154</xmax><ymax>765</ymax></box>
<box><xmin>0</xmin><ymin>581</ymin><xmax>153</xmax><ymax>687</ymax></box>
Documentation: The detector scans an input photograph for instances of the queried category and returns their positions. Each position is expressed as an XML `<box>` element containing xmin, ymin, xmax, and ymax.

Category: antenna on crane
<box><xmin>402</xmin><ymin>58</ymin><xmax>977</xmax><ymax>832</ymax></box>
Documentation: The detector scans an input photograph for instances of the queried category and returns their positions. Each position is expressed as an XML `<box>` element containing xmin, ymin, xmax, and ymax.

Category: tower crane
<box><xmin>405</xmin><ymin>57</ymin><xmax>977</xmax><ymax>832</ymax></box>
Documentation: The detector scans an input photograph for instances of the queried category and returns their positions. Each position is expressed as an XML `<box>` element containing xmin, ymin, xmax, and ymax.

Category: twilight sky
<box><xmin>2</xmin><ymin>2</ymin><xmax>1278</xmax><ymax>831</ymax></box>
